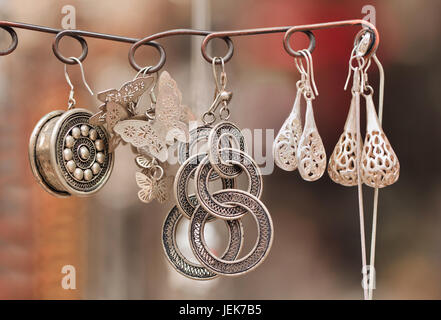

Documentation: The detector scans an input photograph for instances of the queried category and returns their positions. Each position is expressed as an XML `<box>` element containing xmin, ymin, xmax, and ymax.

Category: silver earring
<box><xmin>29</xmin><ymin>57</ymin><xmax>114</xmax><ymax>197</ymax></box>
<box><xmin>273</xmin><ymin>78</ymin><xmax>303</xmax><ymax>171</ymax></box>
<box><xmin>361</xmin><ymin>89</ymin><xmax>400</xmax><ymax>188</ymax></box>
<box><xmin>163</xmin><ymin>57</ymin><xmax>273</xmax><ymax>279</ymax></box>
<box><xmin>110</xmin><ymin>69</ymin><xmax>189</xmax><ymax>203</ymax></box>
<box><xmin>295</xmin><ymin>50</ymin><xmax>326</xmax><ymax>181</ymax></box>
<box><xmin>328</xmin><ymin>83</ymin><xmax>360</xmax><ymax>186</ymax></box>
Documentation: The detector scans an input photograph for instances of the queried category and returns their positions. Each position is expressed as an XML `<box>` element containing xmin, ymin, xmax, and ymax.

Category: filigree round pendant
<box><xmin>162</xmin><ymin>202</ymin><xmax>243</xmax><ymax>280</ymax></box>
<box><xmin>29</xmin><ymin>108</ymin><xmax>114</xmax><ymax>197</ymax></box>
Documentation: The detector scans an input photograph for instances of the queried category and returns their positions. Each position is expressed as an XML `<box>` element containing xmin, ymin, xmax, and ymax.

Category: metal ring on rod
<box><xmin>129</xmin><ymin>30</ymin><xmax>234</xmax><ymax>71</ymax></box>
<box><xmin>127</xmin><ymin>40</ymin><xmax>167</xmax><ymax>73</ymax></box>
<box><xmin>283</xmin><ymin>30</ymin><xmax>316</xmax><ymax>58</ymax></box>
<box><xmin>52</xmin><ymin>31</ymin><xmax>89</xmax><ymax>64</ymax></box>
<box><xmin>0</xmin><ymin>26</ymin><xmax>18</xmax><ymax>56</ymax></box>
<box><xmin>283</xmin><ymin>20</ymin><xmax>379</xmax><ymax>59</ymax></box>
<box><xmin>353</xmin><ymin>28</ymin><xmax>376</xmax><ymax>57</ymax></box>
<box><xmin>199</xmin><ymin>37</ymin><xmax>234</xmax><ymax>64</ymax></box>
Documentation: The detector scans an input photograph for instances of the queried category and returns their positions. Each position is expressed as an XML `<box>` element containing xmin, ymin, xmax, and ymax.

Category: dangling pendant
<box><xmin>328</xmin><ymin>94</ymin><xmax>361</xmax><ymax>186</ymax></box>
<box><xmin>297</xmin><ymin>99</ymin><xmax>326</xmax><ymax>181</ymax></box>
<box><xmin>273</xmin><ymin>88</ymin><xmax>303</xmax><ymax>171</ymax></box>
<box><xmin>134</xmin><ymin>154</ymin><xmax>172</xmax><ymax>204</ymax></box>
<box><xmin>361</xmin><ymin>93</ymin><xmax>400</xmax><ymax>188</ymax></box>
<box><xmin>29</xmin><ymin>108</ymin><xmax>114</xmax><ymax>197</ymax></box>
<box><xmin>189</xmin><ymin>121</ymin><xmax>273</xmax><ymax>277</ymax></box>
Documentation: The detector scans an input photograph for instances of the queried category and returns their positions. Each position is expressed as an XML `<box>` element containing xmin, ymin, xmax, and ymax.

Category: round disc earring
<box><xmin>28</xmin><ymin>57</ymin><xmax>114</xmax><ymax>197</ymax></box>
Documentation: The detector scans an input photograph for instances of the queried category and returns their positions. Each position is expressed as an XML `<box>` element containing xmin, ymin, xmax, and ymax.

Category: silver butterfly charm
<box><xmin>114</xmin><ymin>71</ymin><xmax>189</xmax><ymax>162</ymax></box>
<box><xmin>89</xmin><ymin>77</ymin><xmax>154</xmax><ymax>152</ymax></box>
<box><xmin>90</xmin><ymin>77</ymin><xmax>153</xmax><ymax>127</ymax></box>
<box><xmin>135</xmin><ymin>172</ymin><xmax>172</xmax><ymax>204</ymax></box>
<box><xmin>134</xmin><ymin>155</ymin><xmax>172</xmax><ymax>204</ymax></box>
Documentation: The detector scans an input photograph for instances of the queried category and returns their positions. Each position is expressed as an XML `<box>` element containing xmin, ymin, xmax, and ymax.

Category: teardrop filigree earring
<box><xmin>273</xmin><ymin>76</ymin><xmax>303</xmax><ymax>171</ymax></box>
<box><xmin>295</xmin><ymin>50</ymin><xmax>326</xmax><ymax>181</ymax></box>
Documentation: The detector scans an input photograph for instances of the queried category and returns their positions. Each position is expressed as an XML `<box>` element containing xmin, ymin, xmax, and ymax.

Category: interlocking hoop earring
<box><xmin>361</xmin><ymin>89</ymin><xmax>400</xmax><ymax>188</ymax></box>
<box><xmin>29</xmin><ymin>57</ymin><xmax>114</xmax><ymax>197</ymax></box>
<box><xmin>163</xmin><ymin>57</ymin><xmax>273</xmax><ymax>279</ymax></box>
<box><xmin>295</xmin><ymin>50</ymin><xmax>326</xmax><ymax>181</ymax></box>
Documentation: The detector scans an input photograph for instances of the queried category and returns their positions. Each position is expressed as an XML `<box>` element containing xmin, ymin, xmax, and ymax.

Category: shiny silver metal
<box><xmin>194</xmin><ymin>149</ymin><xmax>262</xmax><ymax>219</ymax></box>
<box><xmin>162</xmin><ymin>203</ymin><xmax>243</xmax><ymax>280</ymax></box>
<box><xmin>173</xmin><ymin>120</ymin><xmax>273</xmax><ymax>277</ymax></box>
<box><xmin>273</xmin><ymin>79</ymin><xmax>304</xmax><ymax>171</ymax></box>
<box><xmin>190</xmin><ymin>189</ymin><xmax>273</xmax><ymax>276</ymax></box>
<box><xmin>29</xmin><ymin>108</ymin><xmax>114</xmax><ymax>197</ymax></box>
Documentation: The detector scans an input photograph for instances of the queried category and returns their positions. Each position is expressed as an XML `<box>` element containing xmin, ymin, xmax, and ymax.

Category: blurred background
<box><xmin>0</xmin><ymin>0</ymin><xmax>440</xmax><ymax>299</ymax></box>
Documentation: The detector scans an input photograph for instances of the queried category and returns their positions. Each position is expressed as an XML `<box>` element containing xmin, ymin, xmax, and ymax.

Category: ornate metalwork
<box><xmin>162</xmin><ymin>202</ymin><xmax>243</xmax><ymax>280</ymax></box>
<box><xmin>297</xmin><ymin>99</ymin><xmax>326</xmax><ymax>181</ymax></box>
<box><xmin>361</xmin><ymin>93</ymin><xmax>399</xmax><ymax>188</ymax></box>
<box><xmin>163</xmin><ymin>121</ymin><xmax>273</xmax><ymax>279</ymax></box>
<box><xmin>190</xmin><ymin>190</ymin><xmax>272</xmax><ymax>276</ymax></box>
<box><xmin>273</xmin><ymin>88</ymin><xmax>303</xmax><ymax>171</ymax></box>
<box><xmin>114</xmin><ymin>71</ymin><xmax>189</xmax><ymax>162</ymax></box>
<box><xmin>328</xmin><ymin>94</ymin><xmax>360</xmax><ymax>186</ymax></box>
<box><xmin>29</xmin><ymin>108</ymin><xmax>113</xmax><ymax>197</ymax></box>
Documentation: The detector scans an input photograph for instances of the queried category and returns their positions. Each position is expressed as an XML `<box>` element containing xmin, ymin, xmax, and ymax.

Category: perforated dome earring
<box><xmin>361</xmin><ymin>88</ymin><xmax>400</xmax><ymax>188</ymax></box>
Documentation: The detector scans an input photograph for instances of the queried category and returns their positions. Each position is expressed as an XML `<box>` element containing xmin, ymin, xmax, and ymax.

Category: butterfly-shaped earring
<box><xmin>114</xmin><ymin>71</ymin><xmax>190</xmax><ymax>162</ymax></box>
<box><xmin>135</xmin><ymin>154</ymin><xmax>173</xmax><ymax>204</ymax></box>
<box><xmin>89</xmin><ymin>76</ymin><xmax>154</xmax><ymax>151</ymax></box>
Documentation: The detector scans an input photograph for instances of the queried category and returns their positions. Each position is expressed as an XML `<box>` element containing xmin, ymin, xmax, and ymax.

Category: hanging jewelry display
<box><xmin>8</xmin><ymin>18</ymin><xmax>401</xmax><ymax>298</ymax></box>
<box><xmin>29</xmin><ymin>57</ymin><xmax>114</xmax><ymax>197</ymax></box>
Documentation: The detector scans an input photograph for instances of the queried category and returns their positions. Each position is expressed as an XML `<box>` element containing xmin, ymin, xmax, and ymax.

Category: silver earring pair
<box><xmin>328</xmin><ymin>51</ymin><xmax>399</xmax><ymax>188</ymax></box>
<box><xmin>273</xmin><ymin>49</ymin><xmax>326</xmax><ymax>181</ymax></box>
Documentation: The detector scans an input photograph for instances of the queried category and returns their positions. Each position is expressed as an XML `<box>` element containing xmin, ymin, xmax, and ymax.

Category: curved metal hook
<box><xmin>282</xmin><ymin>30</ymin><xmax>316</xmax><ymax>58</ymax></box>
<box><xmin>128</xmin><ymin>29</ymin><xmax>234</xmax><ymax>72</ymax></box>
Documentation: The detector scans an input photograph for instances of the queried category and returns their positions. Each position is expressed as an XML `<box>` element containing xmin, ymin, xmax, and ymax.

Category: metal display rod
<box><xmin>0</xmin><ymin>19</ymin><xmax>378</xmax><ymax>71</ymax></box>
